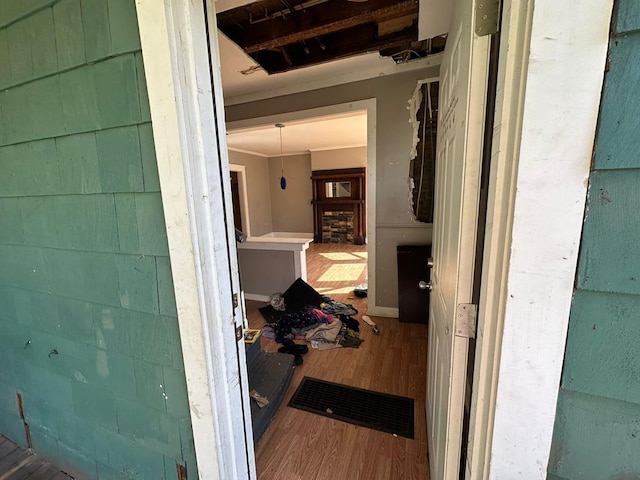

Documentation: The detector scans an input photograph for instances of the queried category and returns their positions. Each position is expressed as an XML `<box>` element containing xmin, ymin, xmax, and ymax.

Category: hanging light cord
<box><xmin>279</xmin><ymin>126</ymin><xmax>284</xmax><ymax>176</ymax></box>
<box><xmin>276</xmin><ymin>123</ymin><xmax>287</xmax><ymax>190</ymax></box>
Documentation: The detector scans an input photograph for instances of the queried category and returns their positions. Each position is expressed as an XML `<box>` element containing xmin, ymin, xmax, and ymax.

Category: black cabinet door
<box><xmin>397</xmin><ymin>245</ymin><xmax>431</xmax><ymax>323</ymax></box>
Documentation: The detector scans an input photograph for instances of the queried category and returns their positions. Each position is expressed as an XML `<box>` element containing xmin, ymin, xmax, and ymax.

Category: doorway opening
<box><xmin>226</xmin><ymin>109</ymin><xmax>372</xmax><ymax>312</ymax></box>
<box><xmin>226</xmin><ymin>103</ymin><xmax>376</xmax><ymax>299</ymax></box>
<box><xmin>223</xmin><ymin>99</ymin><xmax>437</xmax><ymax>479</ymax></box>
<box><xmin>229</xmin><ymin>164</ymin><xmax>251</xmax><ymax>237</ymax></box>
<box><xmin>223</xmin><ymin>105</ymin><xmax>431</xmax><ymax>480</ymax></box>
<box><xmin>230</xmin><ymin>171</ymin><xmax>242</xmax><ymax>231</ymax></box>
<box><xmin>213</xmin><ymin>3</ymin><xmax>444</xmax><ymax>477</ymax></box>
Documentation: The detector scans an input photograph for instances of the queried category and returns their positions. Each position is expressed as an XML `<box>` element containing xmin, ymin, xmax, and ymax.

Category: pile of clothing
<box><xmin>259</xmin><ymin>279</ymin><xmax>363</xmax><ymax>352</ymax></box>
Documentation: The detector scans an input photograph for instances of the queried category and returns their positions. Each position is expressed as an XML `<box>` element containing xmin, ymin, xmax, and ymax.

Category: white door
<box><xmin>426</xmin><ymin>0</ymin><xmax>490</xmax><ymax>477</ymax></box>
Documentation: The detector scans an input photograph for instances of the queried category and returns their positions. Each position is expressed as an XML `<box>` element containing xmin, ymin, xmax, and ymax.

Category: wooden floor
<box><xmin>246</xmin><ymin>242</ymin><xmax>430</xmax><ymax>480</ymax></box>
<box><xmin>0</xmin><ymin>436</ymin><xmax>74</xmax><ymax>480</ymax></box>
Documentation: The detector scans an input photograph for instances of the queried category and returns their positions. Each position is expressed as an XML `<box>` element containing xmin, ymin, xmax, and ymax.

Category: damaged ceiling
<box><xmin>216</xmin><ymin>0</ymin><xmax>446</xmax><ymax>74</ymax></box>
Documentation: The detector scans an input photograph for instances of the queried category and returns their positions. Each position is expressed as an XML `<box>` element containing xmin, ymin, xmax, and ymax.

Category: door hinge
<box><xmin>475</xmin><ymin>0</ymin><xmax>500</xmax><ymax>36</ymax></box>
<box><xmin>455</xmin><ymin>303</ymin><xmax>477</xmax><ymax>339</ymax></box>
<box><xmin>233</xmin><ymin>292</ymin><xmax>239</xmax><ymax>309</ymax></box>
<box><xmin>236</xmin><ymin>325</ymin><xmax>243</xmax><ymax>341</ymax></box>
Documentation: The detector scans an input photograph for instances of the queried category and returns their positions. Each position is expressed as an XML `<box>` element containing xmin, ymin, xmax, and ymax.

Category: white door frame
<box><xmin>467</xmin><ymin>0</ymin><xmax>613</xmax><ymax>478</ymax></box>
<box><xmin>136</xmin><ymin>1</ymin><xmax>255</xmax><ymax>479</ymax></box>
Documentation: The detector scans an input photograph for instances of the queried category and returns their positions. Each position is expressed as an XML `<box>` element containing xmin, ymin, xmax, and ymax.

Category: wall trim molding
<box><xmin>366</xmin><ymin>306</ymin><xmax>399</xmax><ymax>318</ymax></box>
<box><xmin>244</xmin><ymin>293</ymin><xmax>271</xmax><ymax>302</ymax></box>
<box><xmin>377</xmin><ymin>223</ymin><xmax>433</xmax><ymax>229</ymax></box>
<box><xmin>227</xmin><ymin>147</ymin><xmax>269</xmax><ymax>158</ymax></box>
<box><xmin>308</xmin><ymin>144</ymin><xmax>367</xmax><ymax>153</ymax></box>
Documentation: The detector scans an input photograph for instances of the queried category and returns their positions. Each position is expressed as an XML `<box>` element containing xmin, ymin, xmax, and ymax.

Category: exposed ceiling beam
<box><xmin>252</xmin><ymin>22</ymin><xmax>418</xmax><ymax>73</ymax></box>
<box><xmin>377</xmin><ymin>14</ymin><xmax>415</xmax><ymax>36</ymax></box>
<box><xmin>280</xmin><ymin>45</ymin><xmax>293</xmax><ymax>65</ymax></box>
<box><xmin>219</xmin><ymin>0</ymin><xmax>418</xmax><ymax>54</ymax></box>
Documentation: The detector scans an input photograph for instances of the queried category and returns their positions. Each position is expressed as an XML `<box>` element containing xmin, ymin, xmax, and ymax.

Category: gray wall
<box><xmin>311</xmin><ymin>146</ymin><xmax>367</xmax><ymax>170</ymax></box>
<box><xmin>237</xmin><ymin>249</ymin><xmax>297</xmax><ymax>297</ymax></box>
<box><xmin>228</xmin><ymin>150</ymin><xmax>273</xmax><ymax>236</ymax></box>
<box><xmin>269</xmin><ymin>154</ymin><xmax>313</xmax><ymax>233</ymax></box>
<box><xmin>226</xmin><ymin>68</ymin><xmax>438</xmax><ymax>308</ymax></box>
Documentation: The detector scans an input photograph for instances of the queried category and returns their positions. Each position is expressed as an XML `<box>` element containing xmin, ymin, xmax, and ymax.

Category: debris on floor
<box><xmin>250</xmin><ymin>389</ymin><xmax>269</xmax><ymax>408</ymax></box>
<box><xmin>362</xmin><ymin>315</ymin><xmax>380</xmax><ymax>335</ymax></box>
<box><xmin>354</xmin><ymin>283</ymin><xmax>368</xmax><ymax>297</ymax></box>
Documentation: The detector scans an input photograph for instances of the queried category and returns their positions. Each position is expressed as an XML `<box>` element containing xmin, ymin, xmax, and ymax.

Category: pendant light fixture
<box><xmin>276</xmin><ymin>123</ymin><xmax>287</xmax><ymax>190</ymax></box>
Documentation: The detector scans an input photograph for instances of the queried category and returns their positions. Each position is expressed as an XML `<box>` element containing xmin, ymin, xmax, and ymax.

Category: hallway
<box><xmin>245</xmin><ymin>242</ymin><xmax>430</xmax><ymax>479</ymax></box>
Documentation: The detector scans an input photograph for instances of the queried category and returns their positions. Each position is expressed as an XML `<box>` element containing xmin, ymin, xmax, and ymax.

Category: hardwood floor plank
<box><xmin>49</xmin><ymin>472</ymin><xmax>74</xmax><ymax>480</ymax></box>
<box><xmin>0</xmin><ymin>449</ymin><xmax>30</xmax><ymax>476</ymax></box>
<box><xmin>0</xmin><ymin>436</ymin><xmax>73</xmax><ymax>480</ymax></box>
<box><xmin>0</xmin><ymin>438</ymin><xmax>13</xmax><ymax>456</ymax></box>
<box><xmin>308</xmin><ymin>419</ymin><xmax>347</xmax><ymax>480</ymax></box>
<box><xmin>5</xmin><ymin>456</ymin><xmax>45</xmax><ymax>480</ymax></box>
<box><xmin>29</xmin><ymin>463</ymin><xmax>63</xmax><ymax>480</ymax></box>
<box><xmin>0</xmin><ymin>445</ymin><xmax>23</xmax><ymax>472</ymax></box>
<box><xmin>247</xmin><ymin>242</ymin><xmax>430</xmax><ymax>479</ymax></box>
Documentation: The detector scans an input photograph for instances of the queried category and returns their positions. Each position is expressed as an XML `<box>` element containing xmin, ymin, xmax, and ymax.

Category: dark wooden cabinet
<box><xmin>311</xmin><ymin>168</ymin><xmax>366</xmax><ymax>244</ymax></box>
<box><xmin>397</xmin><ymin>245</ymin><xmax>431</xmax><ymax>323</ymax></box>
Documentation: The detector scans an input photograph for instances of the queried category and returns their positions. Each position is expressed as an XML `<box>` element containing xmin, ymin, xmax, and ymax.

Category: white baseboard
<box><xmin>244</xmin><ymin>293</ymin><xmax>271</xmax><ymax>302</ymax></box>
<box><xmin>366</xmin><ymin>306</ymin><xmax>399</xmax><ymax>318</ymax></box>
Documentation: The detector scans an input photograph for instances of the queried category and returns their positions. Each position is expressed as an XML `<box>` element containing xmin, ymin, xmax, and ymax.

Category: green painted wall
<box><xmin>548</xmin><ymin>2</ymin><xmax>640</xmax><ymax>478</ymax></box>
<box><xmin>0</xmin><ymin>1</ymin><xmax>197</xmax><ymax>478</ymax></box>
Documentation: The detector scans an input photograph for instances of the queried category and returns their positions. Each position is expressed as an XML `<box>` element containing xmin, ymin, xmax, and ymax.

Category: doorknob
<box><xmin>419</xmin><ymin>280</ymin><xmax>432</xmax><ymax>291</ymax></box>
<box><xmin>427</xmin><ymin>257</ymin><xmax>434</xmax><ymax>268</ymax></box>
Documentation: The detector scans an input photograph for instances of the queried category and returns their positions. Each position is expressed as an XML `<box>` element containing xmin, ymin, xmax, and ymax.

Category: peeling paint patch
<box><xmin>101</xmin><ymin>308</ymin><xmax>115</xmax><ymax>330</ymax></box>
<box><xmin>191</xmin><ymin>403</ymin><xmax>202</xmax><ymax>419</ymax></box>
<box><xmin>96</xmin><ymin>349</ymin><xmax>110</xmax><ymax>378</ymax></box>
<box><xmin>95</xmin><ymin>328</ymin><xmax>106</xmax><ymax>349</ymax></box>
<box><xmin>73</xmin><ymin>370</ymin><xmax>88</xmax><ymax>383</ymax></box>
<box><xmin>408</xmin><ymin>81</ymin><xmax>426</xmax><ymax>160</ymax></box>
<box><xmin>407</xmin><ymin>80</ymin><xmax>438</xmax><ymax>223</ymax></box>
<box><xmin>408</xmin><ymin>82</ymin><xmax>425</xmax><ymax>220</ymax></box>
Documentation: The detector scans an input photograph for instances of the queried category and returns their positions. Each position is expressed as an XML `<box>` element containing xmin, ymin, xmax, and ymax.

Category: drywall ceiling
<box><xmin>226</xmin><ymin>111</ymin><xmax>367</xmax><ymax>156</ymax></box>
